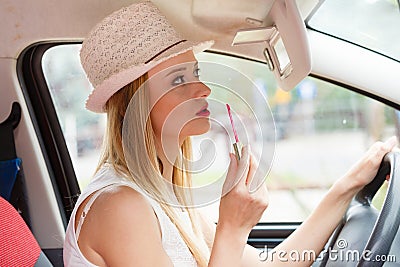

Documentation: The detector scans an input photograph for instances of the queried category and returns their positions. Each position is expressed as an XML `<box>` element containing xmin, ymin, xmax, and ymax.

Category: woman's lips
<box><xmin>196</xmin><ymin>104</ymin><xmax>210</xmax><ymax>117</ymax></box>
<box><xmin>196</xmin><ymin>109</ymin><xmax>210</xmax><ymax>116</ymax></box>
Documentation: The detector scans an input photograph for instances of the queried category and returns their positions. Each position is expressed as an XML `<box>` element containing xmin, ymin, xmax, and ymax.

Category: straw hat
<box><xmin>81</xmin><ymin>1</ymin><xmax>214</xmax><ymax>113</ymax></box>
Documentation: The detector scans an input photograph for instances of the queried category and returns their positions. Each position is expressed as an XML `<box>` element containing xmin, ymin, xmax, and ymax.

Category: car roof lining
<box><xmin>1</xmin><ymin>0</ymin><xmax>316</xmax><ymax>59</ymax></box>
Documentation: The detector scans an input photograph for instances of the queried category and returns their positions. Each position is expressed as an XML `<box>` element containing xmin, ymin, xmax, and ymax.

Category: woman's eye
<box><xmin>193</xmin><ymin>68</ymin><xmax>201</xmax><ymax>77</ymax></box>
<box><xmin>172</xmin><ymin>75</ymin><xmax>185</xmax><ymax>85</ymax></box>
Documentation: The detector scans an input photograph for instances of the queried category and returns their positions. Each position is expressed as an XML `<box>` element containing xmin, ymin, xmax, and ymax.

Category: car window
<box><xmin>42</xmin><ymin>44</ymin><xmax>398</xmax><ymax>222</ymax></box>
<box><xmin>42</xmin><ymin>45</ymin><xmax>105</xmax><ymax>189</ymax></box>
<box><xmin>308</xmin><ymin>0</ymin><xmax>400</xmax><ymax>61</ymax></box>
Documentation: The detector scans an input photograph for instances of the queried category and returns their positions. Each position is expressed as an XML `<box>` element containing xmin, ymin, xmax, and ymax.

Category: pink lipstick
<box><xmin>196</xmin><ymin>104</ymin><xmax>210</xmax><ymax>117</ymax></box>
<box><xmin>226</xmin><ymin>104</ymin><xmax>241</xmax><ymax>160</ymax></box>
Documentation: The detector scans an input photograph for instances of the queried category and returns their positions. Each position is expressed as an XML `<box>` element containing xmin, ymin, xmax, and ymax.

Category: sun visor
<box><xmin>192</xmin><ymin>0</ymin><xmax>311</xmax><ymax>91</ymax></box>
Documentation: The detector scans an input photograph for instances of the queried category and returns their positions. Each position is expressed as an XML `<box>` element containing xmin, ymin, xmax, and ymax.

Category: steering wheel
<box><xmin>320</xmin><ymin>152</ymin><xmax>400</xmax><ymax>267</ymax></box>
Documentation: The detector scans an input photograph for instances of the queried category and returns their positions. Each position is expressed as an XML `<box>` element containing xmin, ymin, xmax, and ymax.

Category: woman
<box><xmin>64</xmin><ymin>2</ymin><xmax>397</xmax><ymax>266</ymax></box>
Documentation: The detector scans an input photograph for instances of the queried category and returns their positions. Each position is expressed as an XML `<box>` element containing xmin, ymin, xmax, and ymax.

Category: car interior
<box><xmin>1</xmin><ymin>0</ymin><xmax>400</xmax><ymax>266</ymax></box>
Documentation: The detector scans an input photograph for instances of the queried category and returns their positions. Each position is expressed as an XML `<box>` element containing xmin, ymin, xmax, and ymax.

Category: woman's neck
<box><xmin>155</xmin><ymin>136</ymin><xmax>183</xmax><ymax>183</ymax></box>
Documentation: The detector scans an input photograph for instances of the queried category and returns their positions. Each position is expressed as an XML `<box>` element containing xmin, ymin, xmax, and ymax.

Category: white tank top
<box><xmin>63</xmin><ymin>165</ymin><xmax>198</xmax><ymax>266</ymax></box>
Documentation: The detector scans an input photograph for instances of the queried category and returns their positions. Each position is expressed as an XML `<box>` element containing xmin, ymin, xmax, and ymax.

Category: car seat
<box><xmin>0</xmin><ymin>196</ymin><xmax>53</xmax><ymax>266</ymax></box>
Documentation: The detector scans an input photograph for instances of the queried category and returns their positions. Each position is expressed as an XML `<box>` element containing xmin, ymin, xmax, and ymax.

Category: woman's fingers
<box><xmin>381</xmin><ymin>136</ymin><xmax>398</xmax><ymax>181</ymax></box>
<box><xmin>236</xmin><ymin>145</ymin><xmax>250</xmax><ymax>186</ymax></box>
<box><xmin>366</xmin><ymin>136</ymin><xmax>397</xmax><ymax>169</ymax></box>
<box><xmin>372</xmin><ymin>136</ymin><xmax>397</xmax><ymax>159</ymax></box>
<box><xmin>343</xmin><ymin>136</ymin><xmax>399</xmax><ymax>188</ymax></box>
<box><xmin>251</xmin><ymin>181</ymin><xmax>269</xmax><ymax>209</ymax></box>
<box><xmin>222</xmin><ymin>145</ymin><xmax>251</xmax><ymax>196</ymax></box>
<box><xmin>219</xmin><ymin>145</ymin><xmax>269</xmax><ymax>234</ymax></box>
<box><xmin>385</xmin><ymin>136</ymin><xmax>398</xmax><ymax>151</ymax></box>
<box><xmin>221</xmin><ymin>153</ymin><xmax>239</xmax><ymax>196</ymax></box>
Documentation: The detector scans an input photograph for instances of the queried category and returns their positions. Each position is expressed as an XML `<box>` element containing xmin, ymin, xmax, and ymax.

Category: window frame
<box><xmin>17</xmin><ymin>42</ymin><xmax>81</xmax><ymax>227</ymax></box>
<box><xmin>304</xmin><ymin>0</ymin><xmax>400</xmax><ymax>64</ymax></box>
<box><xmin>17</xmin><ymin>42</ymin><xmax>400</xmax><ymax>232</ymax></box>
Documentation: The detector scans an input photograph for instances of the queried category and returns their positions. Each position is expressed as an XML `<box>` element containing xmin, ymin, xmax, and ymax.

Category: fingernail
<box><xmin>387</xmin><ymin>136</ymin><xmax>398</xmax><ymax>146</ymax></box>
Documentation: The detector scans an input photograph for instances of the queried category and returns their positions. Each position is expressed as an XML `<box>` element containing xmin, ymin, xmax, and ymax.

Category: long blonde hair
<box><xmin>97</xmin><ymin>73</ymin><xmax>210</xmax><ymax>266</ymax></box>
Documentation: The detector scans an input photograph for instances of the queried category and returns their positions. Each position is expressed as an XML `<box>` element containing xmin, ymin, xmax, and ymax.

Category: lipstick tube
<box><xmin>233</xmin><ymin>142</ymin><xmax>241</xmax><ymax>161</ymax></box>
<box><xmin>226</xmin><ymin>103</ymin><xmax>241</xmax><ymax>160</ymax></box>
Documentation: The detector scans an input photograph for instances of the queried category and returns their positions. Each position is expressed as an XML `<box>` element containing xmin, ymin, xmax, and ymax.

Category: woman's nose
<box><xmin>194</xmin><ymin>82</ymin><xmax>211</xmax><ymax>98</ymax></box>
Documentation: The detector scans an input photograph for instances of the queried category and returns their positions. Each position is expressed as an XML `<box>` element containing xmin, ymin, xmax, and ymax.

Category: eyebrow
<box><xmin>165</xmin><ymin>67</ymin><xmax>186</xmax><ymax>77</ymax></box>
<box><xmin>164</xmin><ymin>62</ymin><xmax>199</xmax><ymax>77</ymax></box>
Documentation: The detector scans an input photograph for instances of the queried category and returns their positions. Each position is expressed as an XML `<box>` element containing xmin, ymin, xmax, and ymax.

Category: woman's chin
<box><xmin>182</xmin><ymin>119</ymin><xmax>211</xmax><ymax>137</ymax></box>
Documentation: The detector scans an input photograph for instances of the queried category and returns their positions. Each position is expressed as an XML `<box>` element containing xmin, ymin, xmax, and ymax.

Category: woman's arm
<box><xmin>201</xmin><ymin>137</ymin><xmax>397</xmax><ymax>267</ymax></box>
<box><xmin>263</xmin><ymin>137</ymin><xmax>398</xmax><ymax>266</ymax></box>
<box><xmin>77</xmin><ymin>145</ymin><xmax>268</xmax><ymax>267</ymax></box>
<box><xmin>208</xmin><ymin>146</ymin><xmax>269</xmax><ymax>267</ymax></box>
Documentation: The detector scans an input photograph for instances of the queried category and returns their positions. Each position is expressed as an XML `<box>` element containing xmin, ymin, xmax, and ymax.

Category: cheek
<box><xmin>150</xmin><ymin>85</ymin><xmax>201</xmax><ymax>137</ymax></box>
<box><xmin>150</xmin><ymin>99</ymin><xmax>169</xmax><ymax>135</ymax></box>
<box><xmin>150</xmin><ymin>93</ymin><xmax>183</xmax><ymax>136</ymax></box>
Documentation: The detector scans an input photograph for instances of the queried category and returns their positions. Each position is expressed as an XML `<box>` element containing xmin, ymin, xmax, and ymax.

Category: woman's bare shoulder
<box><xmin>79</xmin><ymin>185</ymin><xmax>173</xmax><ymax>266</ymax></box>
<box><xmin>89</xmin><ymin>185</ymin><xmax>161</xmax><ymax>238</ymax></box>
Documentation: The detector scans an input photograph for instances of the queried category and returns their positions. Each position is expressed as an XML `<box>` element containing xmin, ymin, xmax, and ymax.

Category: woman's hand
<box><xmin>208</xmin><ymin>145</ymin><xmax>268</xmax><ymax>267</ymax></box>
<box><xmin>256</xmin><ymin>137</ymin><xmax>398</xmax><ymax>267</ymax></box>
<box><xmin>338</xmin><ymin>136</ymin><xmax>398</xmax><ymax>192</ymax></box>
<box><xmin>218</xmin><ymin>145</ymin><xmax>269</xmax><ymax>238</ymax></box>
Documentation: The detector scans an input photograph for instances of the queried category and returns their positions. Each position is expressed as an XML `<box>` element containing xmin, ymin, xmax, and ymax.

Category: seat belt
<box><xmin>0</xmin><ymin>102</ymin><xmax>31</xmax><ymax>228</ymax></box>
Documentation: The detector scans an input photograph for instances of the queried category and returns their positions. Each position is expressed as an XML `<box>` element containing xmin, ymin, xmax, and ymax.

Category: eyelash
<box><xmin>194</xmin><ymin>68</ymin><xmax>201</xmax><ymax>77</ymax></box>
<box><xmin>172</xmin><ymin>75</ymin><xmax>185</xmax><ymax>85</ymax></box>
<box><xmin>171</xmin><ymin>68</ymin><xmax>201</xmax><ymax>86</ymax></box>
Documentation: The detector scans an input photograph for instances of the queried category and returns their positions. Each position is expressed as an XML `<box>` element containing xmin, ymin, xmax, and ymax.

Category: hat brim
<box><xmin>85</xmin><ymin>40</ymin><xmax>214</xmax><ymax>113</ymax></box>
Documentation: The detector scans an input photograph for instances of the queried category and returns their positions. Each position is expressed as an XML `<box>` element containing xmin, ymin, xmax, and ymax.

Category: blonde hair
<box><xmin>97</xmin><ymin>73</ymin><xmax>210</xmax><ymax>266</ymax></box>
